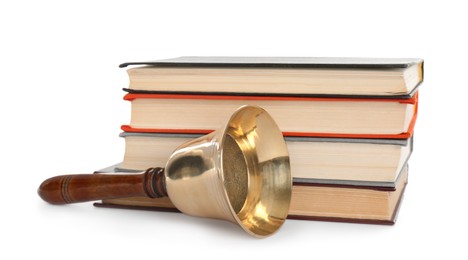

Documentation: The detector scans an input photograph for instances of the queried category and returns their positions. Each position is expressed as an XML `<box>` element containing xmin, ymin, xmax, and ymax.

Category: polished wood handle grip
<box><xmin>38</xmin><ymin>167</ymin><xmax>167</xmax><ymax>204</ymax></box>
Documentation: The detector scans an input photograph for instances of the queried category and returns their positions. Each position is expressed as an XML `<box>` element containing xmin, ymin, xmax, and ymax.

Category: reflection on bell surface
<box><xmin>37</xmin><ymin>105</ymin><xmax>292</xmax><ymax>238</ymax></box>
<box><xmin>165</xmin><ymin>105</ymin><xmax>292</xmax><ymax>237</ymax></box>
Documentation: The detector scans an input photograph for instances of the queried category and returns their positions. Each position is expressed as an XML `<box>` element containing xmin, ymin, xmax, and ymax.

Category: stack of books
<box><xmin>96</xmin><ymin>57</ymin><xmax>424</xmax><ymax>224</ymax></box>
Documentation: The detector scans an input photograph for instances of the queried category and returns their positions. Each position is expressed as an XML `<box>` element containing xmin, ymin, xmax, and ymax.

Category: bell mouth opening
<box><xmin>222</xmin><ymin>134</ymin><xmax>249</xmax><ymax>214</ymax></box>
<box><xmin>220</xmin><ymin>106</ymin><xmax>292</xmax><ymax>238</ymax></box>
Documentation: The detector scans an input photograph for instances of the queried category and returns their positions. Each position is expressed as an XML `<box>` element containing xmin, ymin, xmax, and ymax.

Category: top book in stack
<box><xmin>120</xmin><ymin>56</ymin><xmax>423</xmax><ymax>98</ymax></box>
<box><xmin>120</xmin><ymin>57</ymin><xmax>423</xmax><ymax>139</ymax></box>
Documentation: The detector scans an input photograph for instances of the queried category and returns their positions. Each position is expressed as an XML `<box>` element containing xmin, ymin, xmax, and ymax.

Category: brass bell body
<box><xmin>165</xmin><ymin>106</ymin><xmax>292</xmax><ymax>237</ymax></box>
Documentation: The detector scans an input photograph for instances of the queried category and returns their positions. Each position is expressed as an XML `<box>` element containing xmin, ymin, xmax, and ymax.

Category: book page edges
<box><xmin>96</xmin><ymin>175</ymin><xmax>407</xmax><ymax>224</ymax></box>
<box><xmin>121</xmin><ymin>92</ymin><xmax>418</xmax><ymax>139</ymax></box>
<box><xmin>98</xmin><ymin>167</ymin><xmax>408</xmax><ymax>223</ymax></box>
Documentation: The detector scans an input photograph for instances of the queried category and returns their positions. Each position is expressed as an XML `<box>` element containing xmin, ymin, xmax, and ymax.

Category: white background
<box><xmin>1</xmin><ymin>1</ymin><xmax>466</xmax><ymax>259</ymax></box>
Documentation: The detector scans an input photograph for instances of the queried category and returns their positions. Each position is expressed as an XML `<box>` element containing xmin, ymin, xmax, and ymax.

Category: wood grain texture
<box><xmin>38</xmin><ymin>167</ymin><xmax>167</xmax><ymax>204</ymax></box>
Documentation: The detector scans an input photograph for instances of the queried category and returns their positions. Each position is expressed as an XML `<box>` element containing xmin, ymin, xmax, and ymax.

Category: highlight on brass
<box><xmin>38</xmin><ymin>106</ymin><xmax>292</xmax><ymax>238</ymax></box>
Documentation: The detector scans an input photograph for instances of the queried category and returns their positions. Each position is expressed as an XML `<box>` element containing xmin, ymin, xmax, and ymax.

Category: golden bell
<box><xmin>38</xmin><ymin>105</ymin><xmax>292</xmax><ymax>237</ymax></box>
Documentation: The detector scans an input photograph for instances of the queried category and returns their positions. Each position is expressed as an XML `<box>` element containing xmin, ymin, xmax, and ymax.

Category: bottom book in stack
<box><xmin>95</xmin><ymin>132</ymin><xmax>412</xmax><ymax>224</ymax></box>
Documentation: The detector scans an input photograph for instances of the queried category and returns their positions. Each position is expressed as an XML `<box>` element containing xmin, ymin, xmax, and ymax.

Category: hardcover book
<box><xmin>120</xmin><ymin>56</ymin><xmax>424</xmax><ymax>98</ymax></box>
<box><xmin>122</xmin><ymin>93</ymin><xmax>418</xmax><ymax>139</ymax></box>
<box><xmin>118</xmin><ymin>132</ymin><xmax>412</xmax><ymax>187</ymax></box>
<box><xmin>95</xmin><ymin>164</ymin><xmax>409</xmax><ymax>224</ymax></box>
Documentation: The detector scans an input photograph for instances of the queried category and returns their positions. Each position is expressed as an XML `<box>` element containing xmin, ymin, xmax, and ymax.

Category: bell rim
<box><xmin>218</xmin><ymin>105</ymin><xmax>292</xmax><ymax>238</ymax></box>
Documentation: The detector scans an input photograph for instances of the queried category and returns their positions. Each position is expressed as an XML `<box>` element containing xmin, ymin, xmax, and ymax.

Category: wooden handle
<box><xmin>38</xmin><ymin>167</ymin><xmax>167</xmax><ymax>204</ymax></box>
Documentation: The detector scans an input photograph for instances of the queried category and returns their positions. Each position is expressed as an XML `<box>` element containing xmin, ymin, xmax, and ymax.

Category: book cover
<box><xmin>120</xmin><ymin>56</ymin><xmax>423</xmax><ymax>70</ymax></box>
